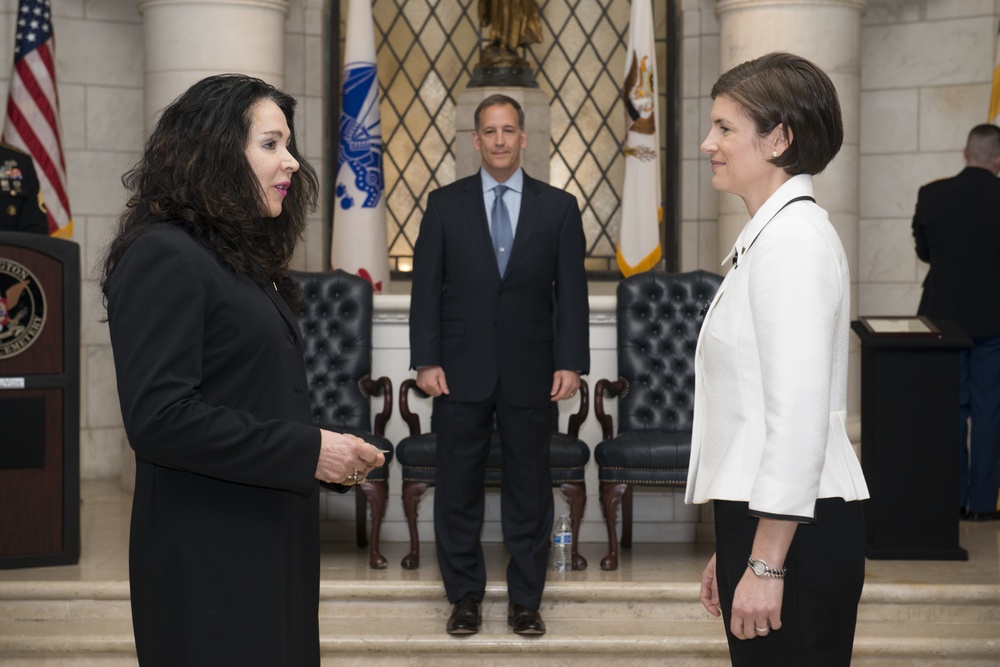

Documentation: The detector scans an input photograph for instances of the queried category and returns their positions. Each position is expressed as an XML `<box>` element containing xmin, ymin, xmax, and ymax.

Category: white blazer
<box><xmin>685</xmin><ymin>175</ymin><xmax>869</xmax><ymax>521</ymax></box>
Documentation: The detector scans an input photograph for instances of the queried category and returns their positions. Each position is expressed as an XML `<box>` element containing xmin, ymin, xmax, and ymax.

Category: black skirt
<box><xmin>713</xmin><ymin>498</ymin><xmax>865</xmax><ymax>667</ymax></box>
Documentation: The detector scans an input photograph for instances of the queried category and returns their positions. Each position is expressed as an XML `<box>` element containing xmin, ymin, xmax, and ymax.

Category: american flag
<box><xmin>2</xmin><ymin>0</ymin><xmax>71</xmax><ymax>237</ymax></box>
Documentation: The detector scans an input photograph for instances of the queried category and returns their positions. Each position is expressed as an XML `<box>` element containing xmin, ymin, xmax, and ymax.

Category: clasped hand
<box><xmin>314</xmin><ymin>430</ymin><xmax>386</xmax><ymax>486</ymax></box>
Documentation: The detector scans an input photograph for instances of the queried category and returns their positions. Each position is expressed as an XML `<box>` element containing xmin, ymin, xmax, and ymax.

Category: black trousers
<box><xmin>714</xmin><ymin>499</ymin><xmax>866</xmax><ymax>667</ymax></box>
<box><xmin>433</xmin><ymin>382</ymin><xmax>554</xmax><ymax>609</ymax></box>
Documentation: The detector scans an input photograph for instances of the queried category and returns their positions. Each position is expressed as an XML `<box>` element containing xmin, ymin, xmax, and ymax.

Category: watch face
<box><xmin>751</xmin><ymin>560</ymin><xmax>766</xmax><ymax>575</ymax></box>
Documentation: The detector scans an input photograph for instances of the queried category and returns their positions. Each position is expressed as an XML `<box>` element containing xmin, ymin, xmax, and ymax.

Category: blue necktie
<box><xmin>491</xmin><ymin>184</ymin><xmax>513</xmax><ymax>276</ymax></box>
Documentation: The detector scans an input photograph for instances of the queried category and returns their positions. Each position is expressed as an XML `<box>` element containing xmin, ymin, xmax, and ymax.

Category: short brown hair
<box><xmin>474</xmin><ymin>94</ymin><xmax>525</xmax><ymax>131</ymax></box>
<box><xmin>966</xmin><ymin>124</ymin><xmax>1000</xmax><ymax>163</ymax></box>
<box><xmin>711</xmin><ymin>52</ymin><xmax>843</xmax><ymax>176</ymax></box>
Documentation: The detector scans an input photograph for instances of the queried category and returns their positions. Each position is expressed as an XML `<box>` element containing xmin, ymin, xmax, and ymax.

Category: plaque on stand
<box><xmin>852</xmin><ymin>318</ymin><xmax>970</xmax><ymax>560</ymax></box>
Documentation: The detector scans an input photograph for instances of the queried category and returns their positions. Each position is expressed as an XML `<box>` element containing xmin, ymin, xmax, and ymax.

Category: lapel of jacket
<box><xmin>461</xmin><ymin>172</ymin><xmax>501</xmax><ymax>279</ymax></box>
<box><xmin>260</xmin><ymin>282</ymin><xmax>302</xmax><ymax>341</ymax></box>
<box><xmin>504</xmin><ymin>172</ymin><xmax>540</xmax><ymax>280</ymax></box>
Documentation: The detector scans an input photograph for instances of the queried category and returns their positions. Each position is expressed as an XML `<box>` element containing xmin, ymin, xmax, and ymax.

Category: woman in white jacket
<box><xmin>688</xmin><ymin>52</ymin><xmax>870</xmax><ymax>666</ymax></box>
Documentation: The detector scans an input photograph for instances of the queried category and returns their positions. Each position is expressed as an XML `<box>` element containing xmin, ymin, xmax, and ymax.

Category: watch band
<box><xmin>748</xmin><ymin>556</ymin><xmax>787</xmax><ymax>579</ymax></box>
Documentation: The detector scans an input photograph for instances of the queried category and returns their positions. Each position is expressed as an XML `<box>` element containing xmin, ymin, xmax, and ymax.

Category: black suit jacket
<box><xmin>913</xmin><ymin>166</ymin><xmax>1000</xmax><ymax>337</ymax></box>
<box><xmin>107</xmin><ymin>225</ymin><xmax>322</xmax><ymax>666</ymax></box>
<box><xmin>410</xmin><ymin>171</ymin><xmax>589</xmax><ymax>407</ymax></box>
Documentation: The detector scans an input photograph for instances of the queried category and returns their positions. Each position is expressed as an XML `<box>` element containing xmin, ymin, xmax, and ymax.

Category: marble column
<box><xmin>694</xmin><ymin>0</ymin><xmax>867</xmax><ymax>541</ymax></box>
<box><xmin>122</xmin><ymin>0</ymin><xmax>290</xmax><ymax>491</ymax></box>
<box><xmin>713</xmin><ymin>0</ymin><xmax>865</xmax><ymax>272</ymax></box>
<box><xmin>136</xmin><ymin>0</ymin><xmax>290</xmax><ymax>131</ymax></box>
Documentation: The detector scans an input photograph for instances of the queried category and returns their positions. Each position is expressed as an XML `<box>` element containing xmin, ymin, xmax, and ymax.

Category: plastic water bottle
<box><xmin>552</xmin><ymin>515</ymin><xmax>572</xmax><ymax>572</ymax></box>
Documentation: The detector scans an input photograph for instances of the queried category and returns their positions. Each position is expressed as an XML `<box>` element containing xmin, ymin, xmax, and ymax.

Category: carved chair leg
<box><xmin>559</xmin><ymin>481</ymin><xmax>588</xmax><ymax>570</ymax></box>
<box><xmin>359</xmin><ymin>480</ymin><xmax>388</xmax><ymax>569</ymax></box>
<box><xmin>355</xmin><ymin>486</ymin><xmax>367</xmax><ymax>548</ymax></box>
<box><xmin>622</xmin><ymin>485</ymin><xmax>634</xmax><ymax>549</ymax></box>
<box><xmin>599</xmin><ymin>481</ymin><xmax>628</xmax><ymax>571</ymax></box>
<box><xmin>401</xmin><ymin>480</ymin><xmax>430</xmax><ymax>570</ymax></box>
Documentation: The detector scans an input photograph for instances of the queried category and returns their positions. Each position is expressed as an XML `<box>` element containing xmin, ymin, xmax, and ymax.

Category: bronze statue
<box><xmin>475</xmin><ymin>0</ymin><xmax>542</xmax><ymax>81</ymax></box>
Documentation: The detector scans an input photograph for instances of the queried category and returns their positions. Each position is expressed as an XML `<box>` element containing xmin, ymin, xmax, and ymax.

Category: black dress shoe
<box><xmin>966</xmin><ymin>511</ymin><xmax>1000</xmax><ymax>521</ymax></box>
<box><xmin>446</xmin><ymin>597</ymin><xmax>481</xmax><ymax>635</ymax></box>
<box><xmin>508</xmin><ymin>603</ymin><xmax>546</xmax><ymax>635</ymax></box>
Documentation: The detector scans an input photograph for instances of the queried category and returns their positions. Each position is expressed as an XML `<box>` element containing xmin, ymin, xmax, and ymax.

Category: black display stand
<box><xmin>851</xmin><ymin>318</ymin><xmax>970</xmax><ymax>560</ymax></box>
<box><xmin>0</xmin><ymin>232</ymin><xmax>80</xmax><ymax>568</ymax></box>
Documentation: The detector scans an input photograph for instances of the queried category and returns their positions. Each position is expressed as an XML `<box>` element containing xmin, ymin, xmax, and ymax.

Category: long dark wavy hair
<box><xmin>99</xmin><ymin>73</ymin><xmax>319</xmax><ymax>309</ymax></box>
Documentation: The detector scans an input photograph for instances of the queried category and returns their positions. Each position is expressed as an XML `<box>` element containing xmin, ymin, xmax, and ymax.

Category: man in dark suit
<box><xmin>0</xmin><ymin>143</ymin><xmax>48</xmax><ymax>234</ymax></box>
<box><xmin>409</xmin><ymin>94</ymin><xmax>589</xmax><ymax>636</ymax></box>
<box><xmin>913</xmin><ymin>123</ymin><xmax>1000</xmax><ymax>520</ymax></box>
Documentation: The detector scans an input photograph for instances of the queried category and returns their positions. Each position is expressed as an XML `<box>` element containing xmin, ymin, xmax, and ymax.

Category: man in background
<box><xmin>0</xmin><ymin>143</ymin><xmax>47</xmax><ymax>234</ymax></box>
<box><xmin>913</xmin><ymin>123</ymin><xmax>1000</xmax><ymax>520</ymax></box>
<box><xmin>409</xmin><ymin>94</ymin><xmax>589</xmax><ymax>636</ymax></box>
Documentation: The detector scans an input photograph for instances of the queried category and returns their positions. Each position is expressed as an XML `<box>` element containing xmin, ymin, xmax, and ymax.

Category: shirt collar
<box><xmin>481</xmin><ymin>167</ymin><xmax>524</xmax><ymax>195</ymax></box>
<box><xmin>722</xmin><ymin>174</ymin><xmax>815</xmax><ymax>267</ymax></box>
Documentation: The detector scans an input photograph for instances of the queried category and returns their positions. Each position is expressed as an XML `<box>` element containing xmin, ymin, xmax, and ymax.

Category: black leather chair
<box><xmin>594</xmin><ymin>270</ymin><xmax>723</xmax><ymax>570</ymax></box>
<box><xmin>292</xmin><ymin>269</ymin><xmax>394</xmax><ymax>569</ymax></box>
<box><xmin>395</xmin><ymin>379</ymin><xmax>591</xmax><ymax>571</ymax></box>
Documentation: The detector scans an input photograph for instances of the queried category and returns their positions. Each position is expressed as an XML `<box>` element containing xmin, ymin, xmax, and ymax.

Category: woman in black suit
<box><xmin>100</xmin><ymin>74</ymin><xmax>385</xmax><ymax>666</ymax></box>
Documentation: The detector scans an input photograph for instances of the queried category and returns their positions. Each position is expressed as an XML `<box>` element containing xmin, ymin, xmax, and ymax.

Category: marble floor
<box><xmin>2</xmin><ymin>479</ymin><xmax>999</xmax><ymax>592</ymax></box>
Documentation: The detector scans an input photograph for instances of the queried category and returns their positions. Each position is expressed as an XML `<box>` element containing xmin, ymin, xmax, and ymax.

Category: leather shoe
<box><xmin>965</xmin><ymin>511</ymin><xmax>1000</xmax><ymax>521</ymax></box>
<box><xmin>446</xmin><ymin>597</ymin><xmax>481</xmax><ymax>635</ymax></box>
<box><xmin>508</xmin><ymin>603</ymin><xmax>546</xmax><ymax>635</ymax></box>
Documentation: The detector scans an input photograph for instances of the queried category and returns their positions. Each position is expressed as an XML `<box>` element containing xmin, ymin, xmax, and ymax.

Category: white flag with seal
<box><xmin>617</xmin><ymin>0</ymin><xmax>662</xmax><ymax>277</ymax></box>
<box><xmin>331</xmin><ymin>0</ymin><xmax>390</xmax><ymax>293</ymax></box>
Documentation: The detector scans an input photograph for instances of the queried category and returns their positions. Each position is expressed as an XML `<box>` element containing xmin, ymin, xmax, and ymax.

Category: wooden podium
<box><xmin>0</xmin><ymin>232</ymin><xmax>80</xmax><ymax>568</ymax></box>
<box><xmin>852</xmin><ymin>317</ymin><xmax>970</xmax><ymax>560</ymax></box>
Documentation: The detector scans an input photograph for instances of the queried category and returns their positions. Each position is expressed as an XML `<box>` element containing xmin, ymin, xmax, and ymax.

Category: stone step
<box><xmin>1</xmin><ymin>615</ymin><xmax>997</xmax><ymax>667</ymax></box>
<box><xmin>1</xmin><ymin>580</ymin><xmax>997</xmax><ymax>666</ymax></box>
<box><xmin>4</xmin><ymin>580</ymin><xmax>998</xmax><ymax>624</ymax></box>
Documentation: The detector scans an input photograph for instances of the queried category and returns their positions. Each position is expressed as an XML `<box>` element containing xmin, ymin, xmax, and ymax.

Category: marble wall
<box><xmin>11</xmin><ymin>0</ymin><xmax>999</xmax><ymax>541</ymax></box>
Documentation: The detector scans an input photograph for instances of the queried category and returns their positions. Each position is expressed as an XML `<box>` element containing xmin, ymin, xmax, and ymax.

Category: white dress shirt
<box><xmin>685</xmin><ymin>174</ymin><xmax>869</xmax><ymax>521</ymax></box>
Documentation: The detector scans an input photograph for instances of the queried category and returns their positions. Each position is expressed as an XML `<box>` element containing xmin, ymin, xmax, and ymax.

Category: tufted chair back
<box><xmin>295</xmin><ymin>269</ymin><xmax>375</xmax><ymax>432</ymax></box>
<box><xmin>615</xmin><ymin>270</ymin><xmax>722</xmax><ymax>433</ymax></box>
<box><xmin>593</xmin><ymin>270</ymin><xmax>722</xmax><ymax>570</ymax></box>
<box><xmin>291</xmin><ymin>269</ymin><xmax>394</xmax><ymax>569</ymax></box>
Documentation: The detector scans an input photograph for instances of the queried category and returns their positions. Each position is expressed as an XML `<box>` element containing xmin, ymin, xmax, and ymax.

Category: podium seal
<box><xmin>0</xmin><ymin>257</ymin><xmax>46</xmax><ymax>359</ymax></box>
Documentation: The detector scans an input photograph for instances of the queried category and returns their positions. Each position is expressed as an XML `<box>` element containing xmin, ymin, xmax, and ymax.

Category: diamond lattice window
<box><xmin>334</xmin><ymin>0</ymin><xmax>671</xmax><ymax>275</ymax></box>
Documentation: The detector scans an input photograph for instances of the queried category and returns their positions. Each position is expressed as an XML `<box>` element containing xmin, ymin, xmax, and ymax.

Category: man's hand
<box><xmin>416</xmin><ymin>365</ymin><xmax>450</xmax><ymax>397</ymax></box>
<box><xmin>550</xmin><ymin>370</ymin><xmax>580</xmax><ymax>401</ymax></box>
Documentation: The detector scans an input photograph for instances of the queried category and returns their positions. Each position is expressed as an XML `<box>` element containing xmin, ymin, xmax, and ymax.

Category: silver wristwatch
<box><xmin>748</xmin><ymin>556</ymin><xmax>786</xmax><ymax>579</ymax></box>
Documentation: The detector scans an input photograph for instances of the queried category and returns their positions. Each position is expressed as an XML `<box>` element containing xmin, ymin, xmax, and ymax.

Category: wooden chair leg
<box><xmin>599</xmin><ymin>481</ymin><xmax>628</xmax><ymax>571</ymax></box>
<box><xmin>401</xmin><ymin>480</ymin><xmax>430</xmax><ymax>570</ymax></box>
<box><xmin>355</xmin><ymin>486</ymin><xmax>367</xmax><ymax>548</ymax></box>
<box><xmin>622</xmin><ymin>485</ymin><xmax>634</xmax><ymax>549</ymax></box>
<box><xmin>559</xmin><ymin>481</ymin><xmax>588</xmax><ymax>570</ymax></box>
<box><xmin>358</xmin><ymin>480</ymin><xmax>388</xmax><ymax>569</ymax></box>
